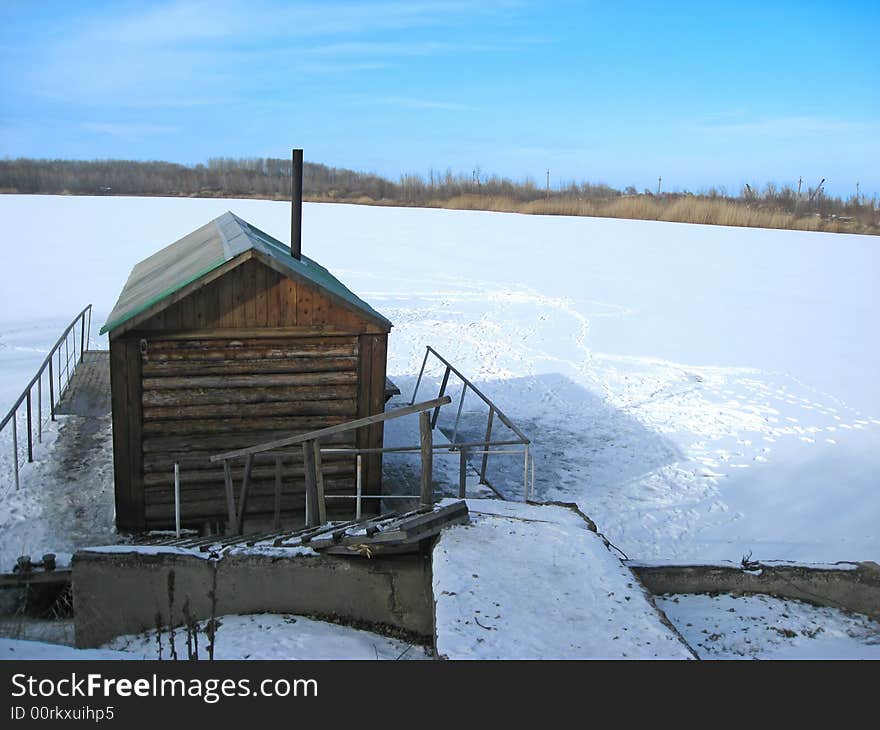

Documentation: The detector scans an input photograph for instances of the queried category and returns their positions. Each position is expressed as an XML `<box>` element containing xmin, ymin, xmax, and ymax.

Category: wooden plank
<box><xmin>109</xmin><ymin>340</ymin><xmax>133</xmax><ymax>528</ymax></box>
<box><xmin>110</xmin><ymin>255</ymin><xmax>248</xmax><ymax>339</ymax></box>
<box><xmin>252</xmin><ymin>251</ymin><xmax>390</xmax><ymax>333</ymax></box>
<box><xmin>143</xmin><ymin>458</ymin><xmax>355</xmax><ymax>487</ymax></box>
<box><xmin>143</xmin><ymin>429</ymin><xmax>358</xmax><ymax>455</ymax></box>
<box><xmin>145</xmin><ymin>337</ymin><xmax>357</xmax><ymax>354</ymax></box>
<box><xmin>296</xmin><ymin>283</ymin><xmax>314</xmax><ymax>325</ymax></box>
<box><xmin>126</xmin><ymin>338</ymin><xmax>145</xmax><ymax>529</ymax></box>
<box><xmin>211</xmin><ymin>396</ymin><xmax>452</xmax><ymax>462</ymax></box>
<box><xmin>133</xmin><ymin>326</ymin><xmax>384</xmax><ymax>340</ymax></box>
<box><xmin>311</xmin><ymin>287</ymin><xmax>328</xmax><ymax>324</ymax></box>
<box><xmin>142</xmin><ymin>356</ymin><xmax>358</xmax><ymax>376</ymax></box>
<box><xmin>143</xmin><ymin>384</ymin><xmax>359</xmax><ymax>407</ymax></box>
<box><xmin>142</xmin><ymin>434</ymin><xmax>357</xmax><ymax>472</ymax></box>
<box><xmin>355</xmin><ymin>334</ymin><xmax>372</xmax><ymax>493</ymax></box>
<box><xmin>420</xmin><ymin>410</ymin><xmax>433</xmax><ymax>506</ymax></box>
<box><xmin>366</xmin><ymin>334</ymin><xmax>387</xmax><ymax>502</ymax></box>
<box><xmin>254</xmin><ymin>260</ymin><xmax>267</xmax><ymax>327</ymax></box>
<box><xmin>142</xmin><ymin>371</ymin><xmax>357</xmax><ymax>390</ymax></box>
<box><xmin>144</xmin><ymin>475</ymin><xmax>356</xmax><ymax>503</ymax></box>
<box><xmin>313</xmin><ymin>440</ymin><xmax>326</xmax><ymax>524</ymax></box>
<box><xmin>143</xmin><ymin>399</ymin><xmax>357</xmax><ymax>421</ymax></box>
<box><xmin>302</xmin><ymin>441</ymin><xmax>319</xmax><ymax>527</ymax></box>
<box><xmin>142</xmin><ymin>414</ymin><xmax>348</xmax><ymax>436</ymax></box>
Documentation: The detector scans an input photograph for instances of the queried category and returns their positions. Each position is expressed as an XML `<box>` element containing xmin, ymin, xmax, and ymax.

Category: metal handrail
<box><xmin>409</xmin><ymin>346</ymin><xmax>532</xmax><ymax>499</ymax></box>
<box><xmin>1</xmin><ymin>305</ymin><xmax>92</xmax><ymax>489</ymax></box>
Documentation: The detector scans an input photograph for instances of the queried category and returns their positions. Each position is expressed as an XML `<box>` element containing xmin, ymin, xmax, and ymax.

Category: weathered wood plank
<box><xmin>142</xmin><ymin>414</ymin><xmax>347</xmax><ymax>436</ymax></box>
<box><xmin>142</xmin><ymin>384</ymin><xmax>359</xmax><ymax>407</ymax></box>
<box><xmin>144</xmin><ymin>476</ymin><xmax>357</xmax><ymax>504</ymax></box>
<box><xmin>142</xmin><ymin>356</ymin><xmax>358</xmax><ymax>376</ymax></box>
<box><xmin>143</xmin><ymin>399</ymin><xmax>357</xmax><ymax>421</ymax></box>
<box><xmin>145</xmin><ymin>338</ymin><xmax>357</xmax><ymax>354</ymax></box>
<box><xmin>110</xmin><ymin>340</ymin><xmax>134</xmax><ymax>528</ymax></box>
<box><xmin>144</xmin><ymin>430</ymin><xmax>358</xmax><ymax>454</ymax></box>
<box><xmin>143</xmin><ymin>458</ymin><xmax>356</xmax><ymax>487</ymax></box>
<box><xmin>297</xmin><ymin>283</ymin><xmax>314</xmax><ymax>325</ymax></box>
<box><xmin>143</xmin><ymin>371</ymin><xmax>357</xmax><ymax>390</ymax></box>
<box><xmin>125</xmin><ymin>338</ymin><xmax>145</xmax><ymax>530</ymax></box>
<box><xmin>210</xmin><ymin>396</ymin><xmax>451</xmax><ymax>462</ymax></box>
<box><xmin>302</xmin><ymin>441</ymin><xmax>319</xmax><ymax>527</ymax></box>
<box><xmin>420</xmin><ymin>410</ymin><xmax>433</xmax><ymax>506</ymax></box>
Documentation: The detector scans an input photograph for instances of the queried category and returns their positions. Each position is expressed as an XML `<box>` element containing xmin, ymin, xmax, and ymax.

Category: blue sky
<box><xmin>1</xmin><ymin>0</ymin><xmax>878</xmax><ymax>197</ymax></box>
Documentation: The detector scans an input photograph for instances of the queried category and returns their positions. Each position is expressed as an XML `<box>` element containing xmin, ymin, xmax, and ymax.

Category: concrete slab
<box><xmin>432</xmin><ymin>499</ymin><xmax>696</xmax><ymax>659</ymax></box>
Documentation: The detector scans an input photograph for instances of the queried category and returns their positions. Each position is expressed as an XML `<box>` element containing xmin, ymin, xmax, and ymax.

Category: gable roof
<box><xmin>100</xmin><ymin>211</ymin><xmax>391</xmax><ymax>335</ymax></box>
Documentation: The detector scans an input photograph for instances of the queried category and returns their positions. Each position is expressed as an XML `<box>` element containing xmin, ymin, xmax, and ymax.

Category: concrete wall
<box><xmin>631</xmin><ymin>561</ymin><xmax>880</xmax><ymax>620</ymax></box>
<box><xmin>73</xmin><ymin>550</ymin><xmax>433</xmax><ymax>648</ymax></box>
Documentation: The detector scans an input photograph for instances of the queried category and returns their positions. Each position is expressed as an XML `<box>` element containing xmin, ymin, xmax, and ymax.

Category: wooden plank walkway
<box><xmin>55</xmin><ymin>351</ymin><xmax>111</xmax><ymax>417</ymax></box>
<box><xmin>139</xmin><ymin>500</ymin><xmax>469</xmax><ymax>557</ymax></box>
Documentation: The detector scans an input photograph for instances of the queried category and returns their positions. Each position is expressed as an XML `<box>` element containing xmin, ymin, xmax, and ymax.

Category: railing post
<box><xmin>313</xmin><ymin>440</ymin><xmax>326</xmax><ymax>524</ymax></box>
<box><xmin>459</xmin><ymin>446</ymin><xmax>468</xmax><ymax>499</ymax></box>
<box><xmin>410</xmin><ymin>347</ymin><xmax>431</xmax><ymax>405</ymax></box>
<box><xmin>80</xmin><ymin>314</ymin><xmax>86</xmax><ymax>364</ymax></box>
<box><xmin>451</xmin><ymin>384</ymin><xmax>467</xmax><ymax>444</ymax></box>
<box><xmin>48</xmin><ymin>357</ymin><xmax>55</xmax><ymax>421</ymax></box>
<box><xmin>12</xmin><ymin>411</ymin><xmax>19</xmax><ymax>491</ymax></box>
<box><xmin>356</xmin><ymin>454</ymin><xmax>363</xmax><ymax>520</ymax></box>
<box><xmin>420</xmin><ymin>410</ymin><xmax>433</xmax><ymax>506</ymax></box>
<box><xmin>37</xmin><ymin>376</ymin><xmax>42</xmax><ymax>444</ymax></box>
<box><xmin>480</xmin><ymin>407</ymin><xmax>495</xmax><ymax>483</ymax></box>
<box><xmin>431</xmin><ymin>366</ymin><xmax>451</xmax><ymax>428</ymax></box>
<box><xmin>25</xmin><ymin>390</ymin><xmax>33</xmax><ymax>463</ymax></box>
<box><xmin>302</xmin><ymin>440</ymin><xmax>319</xmax><ymax>527</ymax></box>
<box><xmin>523</xmin><ymin>444</ymin><xmax>530</xmax><ymax>501</ymax></box>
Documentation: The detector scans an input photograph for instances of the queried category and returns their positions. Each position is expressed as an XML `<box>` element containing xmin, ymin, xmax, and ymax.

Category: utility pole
<box><xmin>657</xmin><ymin>176</ymin><xmax>662</xmax><ymax>196</ymax></box>
<box><xmin>546</xmin><ymin>169</ymin><xmax>550</xmax><ymax>200</ymax></box>
<box><xmin>856</xmin><ymin>181</ymin><xmax>860</xmax><ymax>204</ymax></box>
<box><xmin>797</xmin><ymin>177</ymin><xmax>802</xmax><ymax>198</ymax></box>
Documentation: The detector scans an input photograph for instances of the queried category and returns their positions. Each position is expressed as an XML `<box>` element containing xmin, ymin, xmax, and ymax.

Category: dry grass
<box><xmin>420</xmin><ymin>194</ymin><xmax>876</xmax><ymax>235</ymax></box>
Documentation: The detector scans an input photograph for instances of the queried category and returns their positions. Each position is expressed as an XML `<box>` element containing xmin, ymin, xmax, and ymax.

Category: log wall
<box><xmin>109</xmin><ymin>257</ymin><xmax>389</xmax><ymax>531</ymax></box>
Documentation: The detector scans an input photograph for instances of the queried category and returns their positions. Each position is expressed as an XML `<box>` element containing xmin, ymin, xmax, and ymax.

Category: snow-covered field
<box><xmin>2</xmin><ymin>194</ymin><xmax>876</xmax><ymax>566</ymax></box>
<box><xmin>1</xmin><ymin>194</ymin><xmax>878</xmax><ymax>660</ymax></box>
<box><xmin>656</xmin><ymin>593</ymin><xmax>880</xmax><ymax>659</ymax></box>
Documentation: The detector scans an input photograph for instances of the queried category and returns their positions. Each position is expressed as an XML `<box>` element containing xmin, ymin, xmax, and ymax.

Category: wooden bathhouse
<box><xmin>101</xmin><ymin>210</ymin><xmax>392</xmax><ymax>532</ymax></box>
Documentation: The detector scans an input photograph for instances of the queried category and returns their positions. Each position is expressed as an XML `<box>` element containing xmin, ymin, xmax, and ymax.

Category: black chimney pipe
<box><xmin>291</xmin><ymin>148</ymin><xmax>303</xmax><ymax>260</ymax></box>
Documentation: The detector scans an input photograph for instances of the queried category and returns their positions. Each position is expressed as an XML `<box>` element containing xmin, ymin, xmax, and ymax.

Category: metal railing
<box><xmin>0</xmin><ymin>305</ymin><xmax>93</xmax><ymax>490</ymax></box>
<box><xmin>209</xmin><ymin>396</ymin><xmax>451</xmax><ymax>535</ymax></box>
<box><xmin>410</xmin><ymin>346</ymin><xmax>533</xmax><ymax>501</ymax></box>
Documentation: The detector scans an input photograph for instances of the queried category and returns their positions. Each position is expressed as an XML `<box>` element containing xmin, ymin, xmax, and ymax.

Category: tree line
<box><xmin>0</xmin><ymin>156</ymin><xmax>875</xmax><ymax>225</ymax></box>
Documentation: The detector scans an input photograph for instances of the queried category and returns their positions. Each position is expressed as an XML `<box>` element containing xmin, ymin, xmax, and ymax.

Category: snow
<box><xmin>0</xmin><ymin>614</ymin><xmax>429</xmax><ymax>660</ymax></box>
<box><xmin>656</xmin><ymin>593</ymin><xmax>880</xmax><ymax>659</ymax></box>
<box><xmin>0</xmin><ymin>638</ymin><xmax>137</xmax><ymax>660</ymax></box>
<box><xmin>432</xmin><ymin>499</ymin><xmax>694</xmax><ymax>659</ymax></box>
<box><xmin>0</xmin><ymin>195</ymin><xmax>877</xmax><ymax>581</ymax></box>
<box><xmin>104</xmin><ymin>613</ymin><xmax>430</xmax><ymax>660</ymax></box>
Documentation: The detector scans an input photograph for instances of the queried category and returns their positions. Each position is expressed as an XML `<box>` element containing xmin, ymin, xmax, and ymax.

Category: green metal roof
<box><xmin>101</xmin><ymin>211</ymin><xmax>391</xmax><ymax>335</ymax></box>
